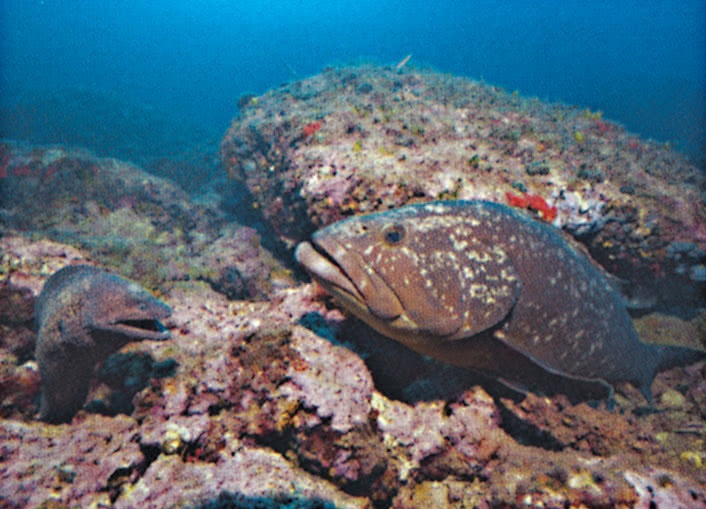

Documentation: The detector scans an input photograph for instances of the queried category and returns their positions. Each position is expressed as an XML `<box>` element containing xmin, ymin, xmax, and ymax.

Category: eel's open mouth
<box><xmin>103</xmin><ymin>299</ymin><xmax>172</xmax><ymax>340</ymax></box>
<box><xmin>107</xmin><ymin>318</ymin><xmax>171</xmax><ymax>340</ymax></box>
<box><xmin>119</xmin><ymin>317</ymin><xmax>170</xmax><ymax>336</ymax></box>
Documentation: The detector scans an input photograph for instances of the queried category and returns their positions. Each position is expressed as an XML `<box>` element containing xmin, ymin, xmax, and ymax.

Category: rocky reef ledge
<box><xmin>1</xmin><ymin>65</ymin><xmax>705</xmax><ymax>507</ymax></box>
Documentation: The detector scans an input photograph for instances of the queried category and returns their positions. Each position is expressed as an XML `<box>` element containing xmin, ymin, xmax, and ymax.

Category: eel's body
<box><xmin>35</xmin><ymin>265</ymin><xmax>171</xmax><ymax>423</ymax></box>
<box><xmin>296</xmin><ymin>200</ymin><xmax>705</xmax><ymax>402</ymax></box>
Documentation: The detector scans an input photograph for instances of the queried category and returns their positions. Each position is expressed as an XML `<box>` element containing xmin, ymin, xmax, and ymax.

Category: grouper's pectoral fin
<box><xmin>381</xmin><ymin>239</ymin><xmax>521</xmax><ymax>340</ymax></box>
<box><xmin>449</xmin><ymin>241</ymin><xmax>521</xmax><ymax>340</ymax></box>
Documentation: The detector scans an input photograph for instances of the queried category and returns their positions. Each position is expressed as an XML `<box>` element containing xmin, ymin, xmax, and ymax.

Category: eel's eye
<box><xmin>382</xmin><ymin>223</ymin><xmax>405</xmax><ymax>245</ymax></box>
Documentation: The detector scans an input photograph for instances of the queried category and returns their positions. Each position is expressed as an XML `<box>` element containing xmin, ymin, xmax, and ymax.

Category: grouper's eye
<box><xmin>382</xmin><ymin>223</ymin><xmax>405</xmax><ymax>245</ymax></box>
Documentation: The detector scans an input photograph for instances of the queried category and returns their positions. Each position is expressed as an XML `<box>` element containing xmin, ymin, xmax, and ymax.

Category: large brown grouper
<box><xmin>295</xmin><ymin>200</ymin><xmax>705</xmax><ymax>403</ymax></box>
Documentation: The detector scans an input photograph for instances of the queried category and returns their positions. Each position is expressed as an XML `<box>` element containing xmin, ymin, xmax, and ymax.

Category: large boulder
<box><xmin>0</xmin><ymin>140</ymin><xmax>289</xmax><ymax>296</ymax></box>
<box><xmin>221</xmin><ymin>65</ymin><xmax>706</xmax><ymax>315</ymax></box>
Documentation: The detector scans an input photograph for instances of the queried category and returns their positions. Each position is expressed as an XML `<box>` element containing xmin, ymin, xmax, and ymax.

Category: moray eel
<box><xmin>296</xmin><ymin>200</ymin><xmax>705</xmax><ymax>403</ymax></box>
<box><xmin>35</xmin><ymin>265</ymin><xmax>171</xmax><ymax>423</ymax></box>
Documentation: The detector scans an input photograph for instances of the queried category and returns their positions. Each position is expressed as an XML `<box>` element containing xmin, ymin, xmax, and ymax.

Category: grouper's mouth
<box><xmin>295</xmin><ymin>241</ymin><xmax>364</xmax><ymax>305</ymax></box>
<box><xmin>295</xmin><ymin>237</ymin><xmax>405</xmax><ymax>321</ymax></box>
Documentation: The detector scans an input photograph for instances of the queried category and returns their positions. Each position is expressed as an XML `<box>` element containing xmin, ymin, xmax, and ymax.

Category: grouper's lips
<box><xmin>295</xmin><ymin>241</ymin><xmax>364</xmax><ymax>304</ymax></box>
<box><xmin>295</xmin><ymin>237</ymin><xmax>405</xmax><ymax>321</ymax></box>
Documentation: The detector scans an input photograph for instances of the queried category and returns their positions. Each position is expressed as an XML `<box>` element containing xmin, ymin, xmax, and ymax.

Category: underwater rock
<box><xmin>0</xmin><ymin>415</ymin><xmax>145</xmax><ymax>507</ymax></box>
<box><xmin>0</xmin><ymin>141</ymin><xmax>292</xmax><ymax>297</ymax></box>
<box><xmin>0</xmin><ymin>283</ymin><xmax>36</xmax><ymax>363</ymax></box>
<box><xmin>221</xmin><ymin>65</ymin><xmax>706</xmax><ymax>316</ymax></box>
<box><xmin>0</xmin><ymin>141</ymin><xmax>225</xmax><ymax>287</ymax></box>
<box><xmin>197</xmin><ymin>224</ymin><xmax>296</xmax><ymax>300</ymax></box>
<box><xmin>624</xmin><ymin>469</ymin><xmax>706</xmax><ymax>508</ymax></box>
<box><xmin>1</xmin><ymin>151</ymin><xmax>705</xmax><ymax>505</ymax></box>
<box><xmin>0</xmin><ymin>284</ymin><xmax>34</xmax><ymax>326</ymax></box>
<box><xmin>114</xmin><ymin>446</ymin><xmax>371</xmax><ymax>509</ymax></box>
<box><xmin>0</xmin><ymin>234</ymin><xmax>88</xmax><ymax>295</ymax></box>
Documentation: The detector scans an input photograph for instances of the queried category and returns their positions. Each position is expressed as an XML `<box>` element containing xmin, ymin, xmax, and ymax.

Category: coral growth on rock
<box><xmin>0</xmin><ymin>140</ymin><xmax>291</xmax><ymax>295</ymax></box>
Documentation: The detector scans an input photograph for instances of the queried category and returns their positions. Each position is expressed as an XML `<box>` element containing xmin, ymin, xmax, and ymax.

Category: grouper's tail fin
<box><xmin>637</xmin><ymin>344</ymin><xmax>704</xmax><ymax>406</ymax></box>
<box><xmin>654</xmin><ymin>344</ymin><xmax>706</xmax><ymax>373</ymax></box>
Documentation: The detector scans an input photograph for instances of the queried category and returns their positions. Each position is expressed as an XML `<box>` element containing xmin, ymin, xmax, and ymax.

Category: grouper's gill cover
<box><xmin>295</xmin><ymin>200</ymin><xmax>706</xmax><ymax>402</ymax></box>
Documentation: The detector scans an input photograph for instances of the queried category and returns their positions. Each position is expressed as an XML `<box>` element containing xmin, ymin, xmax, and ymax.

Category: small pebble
<box><xmin>161</xmin><ymin>429</ymin><xmax>183</xmax><ymax>455</ymax></box>
<box><xmin>666</xmin><ymin>241</ymin><xmax>697</xmax><ymax>257</ymax></box>
<box><xmin>577</xmin><ymin>166</ymin><xmax>604</xmax><ymax>183</ymax></box>
<box><xmin>659</xmin><ymin>389</ymin><xmax>686</xmax><ymax>409</ymax></box>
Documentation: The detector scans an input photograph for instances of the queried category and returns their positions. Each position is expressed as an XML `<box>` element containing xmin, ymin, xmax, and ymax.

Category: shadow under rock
<box><xmin>85</xmin><ymin>351</ymin><xmax>177</xmax><ymax>418</ymax></box>
<box><xmin>299</xmin><ymin>312</ymin><xmax>577</xmax><ymax>451</ymax></box>
<box><xmin>189</xmin><ymin>492</ymin><xmax>337</xmax><ymax>509</ymax></box>
<box><xmin>220</xmin><ymin>179</ymin><xmax>313</xmax><ymax>280</ymax></box>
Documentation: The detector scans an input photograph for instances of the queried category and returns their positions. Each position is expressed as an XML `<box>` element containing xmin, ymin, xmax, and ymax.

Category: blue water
<box><xmin>1</xmin><ymin>0</ymin><xmax>704</xmax><ymax>165</ymax></box>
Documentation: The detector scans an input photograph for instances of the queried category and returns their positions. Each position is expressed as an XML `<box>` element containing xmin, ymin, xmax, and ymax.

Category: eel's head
<box><xmin>86</xmin><ymin>273</ymin><xmax>172</xmax><ymax>342</ymax></box>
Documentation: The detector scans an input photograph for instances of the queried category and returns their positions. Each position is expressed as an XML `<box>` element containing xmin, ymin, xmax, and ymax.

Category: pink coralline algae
<box><xmin>278</xmin><ymin>325</ymin><xmax>374</xmax><ymax>433</ymax></box>
<box><xmin>0</xmin><ymin>415</ymin><xmax>145</xmax><ymax>507</ymax></box>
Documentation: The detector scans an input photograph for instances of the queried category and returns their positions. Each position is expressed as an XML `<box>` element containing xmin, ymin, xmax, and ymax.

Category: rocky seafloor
<box><xmin>1</xmin><ymin>65</ymin><xmax>706</xmax><ymax>508</ymax></box>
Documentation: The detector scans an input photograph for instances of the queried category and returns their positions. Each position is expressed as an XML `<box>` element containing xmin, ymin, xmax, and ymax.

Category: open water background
<box><xmin>1</xmin><ymin>0</ymin><xmax>704</xmax><ymax>167</ymax></box>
